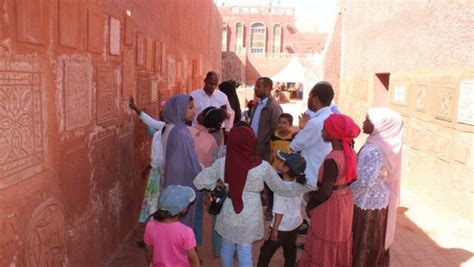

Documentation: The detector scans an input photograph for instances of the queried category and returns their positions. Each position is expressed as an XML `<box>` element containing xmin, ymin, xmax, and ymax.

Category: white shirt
<box><xmin>190</xmin><ymin>88</ymin><xmax>234</xmax><ymax>131</ymax></box>
<box><xmin>139</xmin><ymin>112</ymin><xmax>166</xmax><ymax>168</ymax></box>
<box><xmin>350</xmin><ymin>144</ymin><xmax>389</xmax><ymax>210</ymax></box>
<box><xmin>290</xmin><ymin>106</ymin><xmax>333</xmax><ymax>188</ymax></box>
<box><xmin>271</xmin><ymin>181</ymin><xmax>303</xmax><ymax>231</ymax></box>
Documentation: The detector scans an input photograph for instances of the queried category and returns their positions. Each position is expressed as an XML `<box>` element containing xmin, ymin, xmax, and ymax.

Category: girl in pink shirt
<box><xmin>144</xmin><ymin>185</ymin><xmax>200</xmax><ymax>267</ymax></box>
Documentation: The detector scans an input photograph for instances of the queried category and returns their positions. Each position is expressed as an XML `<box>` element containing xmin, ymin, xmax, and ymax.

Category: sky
<box><xmin>215</xmin><ymin>0</ymin><xmax>337</xmax><ymax>32</ymax></box>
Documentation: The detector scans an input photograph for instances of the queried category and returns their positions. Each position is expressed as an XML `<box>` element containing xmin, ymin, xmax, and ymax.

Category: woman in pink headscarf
<box><xmin>300</xmin><ymin>113</ymin><xmax>361</xmax><ymax>267</ymax></box>
<box><xmin>351</xmin><ymin>107</ymin><xmax>403</xmax><ymax>267</ymax></box>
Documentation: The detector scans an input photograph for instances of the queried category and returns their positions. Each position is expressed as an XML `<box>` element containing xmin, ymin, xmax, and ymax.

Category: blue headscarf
<box><xmin>162</xmin><ymin>94</ymin><xmax>202</xmax><ymax>229</ymax></box>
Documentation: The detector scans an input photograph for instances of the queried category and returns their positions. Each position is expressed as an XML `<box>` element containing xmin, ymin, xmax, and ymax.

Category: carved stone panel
<box><xmin>0</xmin><ymin>212</ymin><xmax>19</xmax><ymax>266</ymax></box>
<box><xmin>167</xmin><ymin>57</ymin><xmax>176</xmax><ymax>88</ymax></box>
<box><xmin>435</xmin><ymin>87</ymin><xmax>455</xmax><ymax>122</ymax></box>
<box><xmin>87</xmin><ymin>9</ymin><xmax>103</xmax><ymax>53</ymax></box>
<box><xmin>150</xmin><ymin>77</ymin><xmax>158</xmax><ymax>103</ymax></box>
<box><xmin>392</xmin><ymin>85</ymin><xmax>407</xmax><ymax>106</ymax></box>
<box><xmin>154</xmin><ymin>41</ymin><xmax>162</xmax><ymax>73</ymax></box>
<box><xmin>124</xmin><ymin>12</ymin><xmax>134</xmax><ymax>46</ymax></box>
<box><xmin>136</xmin><ymin>33</ymin><xmax>144</xmax><ymax>66</ymax></box>
<box><xmin>26</xmin><ymin>199</ymin><xmax>66</xmax><ymax>267</ymax></box>
<box><xmin>457</xmin><ymin>81</ymin><xmax>474</xmax><ymax>125</ymax></box>
<box><xmin>0</xmin><ymin>59</ymin><xmax>43</xmax><ymax>189</ymax></box>
<box><xmin>96</xmin><ymin>67</ymin><xmax>118</xmax><ymax>125</ymax></box>
<box><xmin>118</xmin><ymin>133</ymin><xmax>134</xmax><ymax>181</ymax></box>
<box><xmin>91</xmin><ymin>133</ymin><xmax>118</xmax><ymax>191</ymax></box>
<box><xmin>62</xmin><ymin>144</ymin><xmax>90</xmax><ymax>216</ymax></box>
<box><xmin>145</xmin><ymin>37</ymin><xmax>153</xmax><ymax>71</ymax></box>
<box><xmin>416</xmin><ymin>84</ymin><xmax>427</xmax><ymax>111</ymax></box>
<box><xmin>122</xmin><ymin>49</ymin><xmax>135</xmax><ymax>100</ymax></box>
<box><xmin>109</xmin><ymin>17</ymin><xmax>120</xmax><ymax>56</ymax></box>
<box><xmin>63</xmin><ymin>60</ymin><xmax>92</xmax><ymax>130</ymax></box>
<box><xmin>59</xmin><ymin>0</ymin><xmax>82</xmax><ymax>49</ymax></box>
<box><xmin>15</xmin><ymin>0</ymin><xmax>46</xmax><ymax>45</ymax></box>
<box><xmin>136</xmin><ymin>73</ymin><xmax>149</xmax><ymax>106</ymax></box>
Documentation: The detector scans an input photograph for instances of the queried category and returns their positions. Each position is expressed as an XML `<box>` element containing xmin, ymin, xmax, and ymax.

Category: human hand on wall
<box><xmin>129</xmin><ymin>96</ymin><xmax>142</xmax><ymax>115</ymax></box>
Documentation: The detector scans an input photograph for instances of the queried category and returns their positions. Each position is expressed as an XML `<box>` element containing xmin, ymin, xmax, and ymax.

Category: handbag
<box><xmin>208</xmin><ymin>186</ymin><xmax>227</xmax><ymax>215</ymax></box>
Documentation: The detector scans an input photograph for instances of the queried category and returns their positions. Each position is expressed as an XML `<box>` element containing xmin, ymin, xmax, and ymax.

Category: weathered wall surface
<box><xmin>0</xmin><ymin>0</ymin><xmax>221</xmax><ymax>265</ymax></box>
<box><xmin>323</xmin><ymin>0</ymin><xmax>473</xmax><ymax>221</ymax></box>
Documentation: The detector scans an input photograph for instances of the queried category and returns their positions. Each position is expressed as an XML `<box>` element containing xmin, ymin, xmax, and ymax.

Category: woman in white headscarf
<box><xmin>350</xmin><ymin>107</ymin><xmax>404</xmax><ymax>267</ymax></box>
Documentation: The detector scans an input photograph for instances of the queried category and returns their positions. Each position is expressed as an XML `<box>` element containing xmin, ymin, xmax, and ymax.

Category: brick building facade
<box><xmin>322</xmin><ymin>0</ymin><xmax>473</xmax><ymax>222</ymax></box>
<box><xmin>219</xmin><ymin>5</ymin><xmax>327</xmax><ymax>85</ymax></box>
<box><xmin>0</xmin><ymin>0</ymin><xmax>221</xmax><ymax>265</ymax></box>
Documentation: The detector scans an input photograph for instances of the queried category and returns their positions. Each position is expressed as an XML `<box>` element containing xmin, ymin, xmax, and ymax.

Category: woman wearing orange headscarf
<box><xmin>300</xmin><ymin>114</ymin><xmax>361</xmax><ymax>267</ymax></box>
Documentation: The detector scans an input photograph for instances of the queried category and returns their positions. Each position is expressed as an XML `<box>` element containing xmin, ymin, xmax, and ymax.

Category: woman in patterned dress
<box><xmin>300</xmin><ymin>114</ymin><xmax>361</xmax><ymax>267</ymax></box>
<box><xmin>193</xmin><ymin>125</ymin><xmax>304</xmax><ymax>267</ymax></box>
<box><xmin>351</xmin><ymin>107</ymin><xmax>404</xmax><ymax>266</ymax></box>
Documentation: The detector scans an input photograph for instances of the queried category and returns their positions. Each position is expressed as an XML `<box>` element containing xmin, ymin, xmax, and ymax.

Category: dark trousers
<box><xmin>257</xmin><ymin>227</ymin><xmax>298</xmax><ymax>267</ymax></box>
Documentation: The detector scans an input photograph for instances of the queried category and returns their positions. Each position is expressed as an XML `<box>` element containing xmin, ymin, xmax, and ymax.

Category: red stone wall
<box><xmin>323</xmin><ymin>0</ymin><xmax>474</xmax><ymax>221</ymax></box>
<box><xmin>0</xmin><ymin>0</ymin><xmax>221</xmax><ymax>265</ymax></box>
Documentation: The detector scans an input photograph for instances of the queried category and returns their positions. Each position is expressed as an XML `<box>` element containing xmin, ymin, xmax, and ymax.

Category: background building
<box><xmin>219</xmin><ymin>4</ymin><xmax>327</xmax><ymax>85</ymax></box>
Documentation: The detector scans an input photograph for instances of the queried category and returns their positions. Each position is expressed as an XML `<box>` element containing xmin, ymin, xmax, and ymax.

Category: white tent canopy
<box><xmin>272</xmin><ymin>56</ymin><xmax>307</xmax><ymax>83</ymax></box>
<box><xmin>272</xmin><ymin>56</ymin><xmax>319</xmax><ymax>101</ymax></box>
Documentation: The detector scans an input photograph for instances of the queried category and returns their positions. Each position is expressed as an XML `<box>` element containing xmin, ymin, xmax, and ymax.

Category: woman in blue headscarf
<box><xmin>161</xmin><ymin>94</ymin><xmax>204</xmax><ymax>244</ymax></box>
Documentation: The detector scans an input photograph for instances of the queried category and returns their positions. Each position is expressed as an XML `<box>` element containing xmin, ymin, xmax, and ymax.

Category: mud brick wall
<box><xmin>322</xmin><ymin>0</ymin><xmax>473</xmax><ymax>222</ymax></box>
<box><xmin>0</xmin><ymin>0</ymin><xmax>221</xmax><ymax>265</ymax></box>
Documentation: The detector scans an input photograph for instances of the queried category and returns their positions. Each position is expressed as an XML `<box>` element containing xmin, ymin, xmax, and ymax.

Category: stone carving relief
<box><xmin>26</xmin><ymin>199</ymin><xmax>66</xmax><ymax>267</ymax></box>
<box><xmin>118</xmin><ymin>133</ymin><xmax>134</xmax><ymax>181</ymax></box>
<box><xmin>136</xmin><ymin>73</ymin><xmax>150</xmax><ymax>106</ymax></box>
<box><xmin>154</xmin><ymin>41</ymin><xmax>162</xmax><ymax>73</ymax></box>
<box><xmin>124</xmin><ymin>12</ymin><xmax>134</xmax><ymax>46</ymax></box>
<box><xmin>59</xmin><ymin>0</ymin><xmax>82</xmax><ymax>49</ymax></box>
<box><xmin>146</xmin><ymin>37</ymin><xmax>153</xmax><ymax>71</ymax></box>
<box><xmin>109</xmin><ymin>17</ymin><xmax>120</xmax><ymax>56</ymax></box>
<box><xmin>416</xmin><ymin>85</ymin><xmax>427</xmax><ymax>111</ymax></box>
<box><xmin>167</xmin><ymin>57</ymin><xmax>176</xmax><ymax>88</ymax></box>
<box><xmin>91</xmin><ymin>133</ymin><xmax>118</xmax><ymax>192</ymax></box>
<box><xmin>87</xmin><ymin>9</ymin><xmax>104</xmax><ymax>53</ymax></box>
<box><xmin>96</xmin><ymin>67</ymin><xmax>118</xmax><ymax>125</ymax></box>
<box><xmin>0</xmin><ymin>58</ymin><xmax>43</xmax><ymax>189</ymax></box>
<box><xmin>122</xmin><ymin>49</ymin><xmax>135</xmax><ymax>100</ymax></box>
<box><xmin>15</xmin><ymin>0</ymin><xmax>47</xmax><ymax>45</ymax></box>
<box><xmin>435</xmin><ymin>87</ymin><xmax>455</xmax><ymax>122</ymax></box>
<box><xmin>392</xmin><ymin>85</ymin><xmax>407</xmax><ymax>105</ymax></box>
<box><xmin>150</xmin><ymin>77</ymin><xmax>159</xmax><ymax>103</ymax></box>
<box><xmin>62</xmin><ymin>145</ymin><xmax>90</xmax><ymax>216</ymax></box>
<box><xmin>0</xmin><ymin>212</ymin><xmax>18</xmax><ymax>266</ymax></box>
<box><xmin>136</xmin><ymin>33</ymin><xmax>144</xmax><ymax>66</ymax></box>
<box><xmin>63</xmin><ymin>60</ymin><xmax>92</xmax><ymax>130</ymax></box>
<box><xmin>457</xmin><ymin>81</ymin><xmax>474</xmax><ymax>125</ymax></box>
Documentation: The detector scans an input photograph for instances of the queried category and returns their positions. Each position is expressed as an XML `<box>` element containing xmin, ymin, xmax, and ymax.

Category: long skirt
<box><xmin>352</xmin><ymin>206</ymin><xmax>390</xmax><ymax>267</ymax></box>
<box><xmin>138</xmin><ymin>167</ymin><xmax>161</xmax><ymax>223</ymax></box>
<box><xmin>299</xmin><ymin>188</ymin><xmax>354</xmax><ymax>267</ymax></box>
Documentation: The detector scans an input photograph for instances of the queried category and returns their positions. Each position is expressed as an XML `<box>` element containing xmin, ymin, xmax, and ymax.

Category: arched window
<box><xmin>250</xmin><ymin>23</ymin><xmax>266</xmax><ymax>54</ymax></box>
<box><xmin>235</xmin><ymin>22</ymin><xmax>244</xmax><ymax>53</ymax></box>
<box><xmin>272</xmin><ymin>24</ymin><xmax>282</xmax><ymax>54</ymax></box>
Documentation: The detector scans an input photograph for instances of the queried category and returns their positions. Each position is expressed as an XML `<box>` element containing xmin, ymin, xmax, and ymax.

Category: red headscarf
<box><xmin>323</xmin><ymin>114</ymin><xmax>361</xmax><ymax>183</ymax></box>
<box><xmin>225</xmin><ymin>126</ymin><xmax>262</xmax><ymax>214</ymax></box>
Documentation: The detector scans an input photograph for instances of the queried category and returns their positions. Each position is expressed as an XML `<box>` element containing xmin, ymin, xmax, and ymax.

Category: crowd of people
<box><xmin>129</xmin><ymin>71</ymin><xmax>404</xmax><ymax>267</ymax></box>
